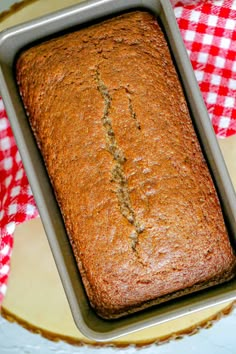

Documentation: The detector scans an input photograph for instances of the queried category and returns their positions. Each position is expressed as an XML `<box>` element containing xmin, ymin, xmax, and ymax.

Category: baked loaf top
<box><xmin>16</xmin><ymin>11</ymin><xmax>236</xmax><ymax>319</ymax></box>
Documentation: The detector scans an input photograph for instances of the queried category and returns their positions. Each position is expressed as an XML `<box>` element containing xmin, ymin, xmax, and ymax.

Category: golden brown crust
<box><xmin>16</xmin><ymin>11</ymin><xmax>236</xmax><ymax>318</ymax></box>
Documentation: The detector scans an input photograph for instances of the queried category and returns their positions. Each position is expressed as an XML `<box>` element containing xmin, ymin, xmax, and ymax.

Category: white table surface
<box><xmin>0</xmin><ymin>0</ymin><xmax>22</xmax><ymax>12</ymax></box>
<box><xmin>0</xmin><ymin>0</ymin><xmax>236</xmax><ymax>352</ymax></box>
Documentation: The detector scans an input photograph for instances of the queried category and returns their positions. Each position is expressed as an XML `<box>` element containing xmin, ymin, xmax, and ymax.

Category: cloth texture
<box><xmin>0</xmin><ymin>0</ymin><xmax>236</xmax><ymax>304</ymax></box>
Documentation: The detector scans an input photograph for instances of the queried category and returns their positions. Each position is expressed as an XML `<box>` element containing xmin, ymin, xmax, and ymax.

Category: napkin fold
<box><xmin>0</xmin><ymin>0</ymin><xmax>236</xmax><ymax>305</ymax></box>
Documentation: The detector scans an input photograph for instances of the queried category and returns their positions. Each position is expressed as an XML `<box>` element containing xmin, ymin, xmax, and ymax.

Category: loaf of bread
<box><xmin>16</xmin><ymin>11</ymin><xmax>236</xmax><ymax>319</ymax></box>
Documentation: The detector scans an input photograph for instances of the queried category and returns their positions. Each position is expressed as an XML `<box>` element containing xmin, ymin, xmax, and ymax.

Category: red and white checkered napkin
<box><xmin>0</xmin><ymin>0</ymin><xmax>236</xmax><ymax>305</ymax></box>
<box><xmin>175</xmin><ymin>0</ymin><xmax>236</xmax><ymax>137</ymax></box>
<box><xmin>0</xmin><ymin>102</ymin><xmax>38</xmax><ymax>303</ymax></box>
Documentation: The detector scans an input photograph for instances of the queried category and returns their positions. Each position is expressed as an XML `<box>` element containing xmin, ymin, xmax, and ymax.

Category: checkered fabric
<box><xmin>0</xmin><ymin>100</ymin><xmax>38</xmax><ymax>303</ymax></box>
<box><xmin>0</xmin><ymin>0</ymin><xmax>236</xmax><ymax>304</ymax></box>
<box><xmin>175</xmin><ymin>0</ymin><xmax>236</xmax><ymax>137</ymax></box>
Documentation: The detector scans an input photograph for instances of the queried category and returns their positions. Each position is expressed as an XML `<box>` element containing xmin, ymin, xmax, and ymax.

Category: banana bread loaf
<box><xmin>16</xmin><ymin>11</ymin><xmax>236</xmax><ymax>319</ymax></box>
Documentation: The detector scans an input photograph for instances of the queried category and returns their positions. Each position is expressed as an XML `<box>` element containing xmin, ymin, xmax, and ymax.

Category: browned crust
<box><xmin>0</xmin><ymin>0</ymin><xmax>39</xmax><ymax>22</ymax></box>
<box><xmin>1</xmin><ymin>302</ymin><xmax>235</xmax><ymax>347</ymax></box>
<box><xmin>16</xmin><ymin>11</ymin><xmax>236</xmax><ymax>319</ymax></box>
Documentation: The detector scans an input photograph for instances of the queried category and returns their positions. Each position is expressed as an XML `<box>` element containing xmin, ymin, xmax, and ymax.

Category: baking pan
<box><xmin>0</xmin><ymin>0</ymin><xmax>236</xmax><ymax>341</ymax></box>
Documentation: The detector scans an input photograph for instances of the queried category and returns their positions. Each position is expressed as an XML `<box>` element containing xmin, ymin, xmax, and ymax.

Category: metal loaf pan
<box><xmin>0</xmin><ymin>0</ymin><xmax>236</xmax><ymax>342</ymax></box>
